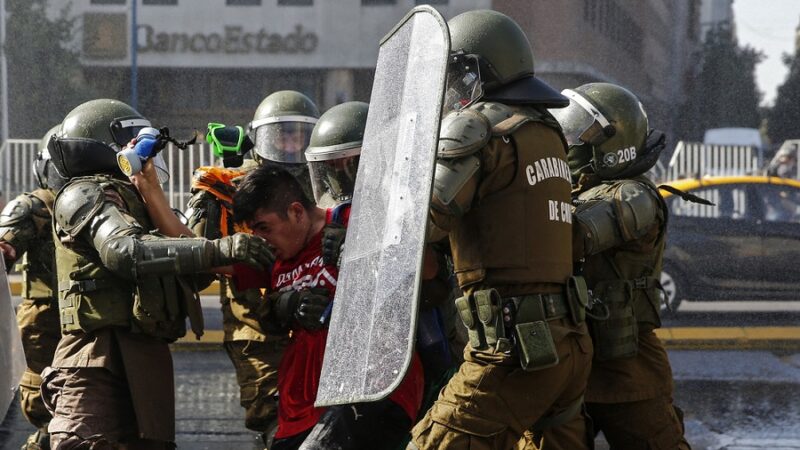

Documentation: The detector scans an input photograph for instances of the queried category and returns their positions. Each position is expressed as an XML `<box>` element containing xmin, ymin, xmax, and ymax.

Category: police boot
<box><xmin>21</xmin><ymin>428</ymin><xmax>50</xmax><ymax>450</ymax></box>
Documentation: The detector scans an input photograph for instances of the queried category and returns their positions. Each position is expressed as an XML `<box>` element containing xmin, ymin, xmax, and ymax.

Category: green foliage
<box><xmin>6</xmin><ymin>0</ymin><xmax>96</xmax><ymax>138</ymax></box>
<box><xmin>677</xmin><ymin>25</ymin><xmax>763</xmax><ymax>142</ymax></box>
<box><xmin>767</xmin><ymin>49</ymin><xmax>800</xmax><ymax>145</ymax></box>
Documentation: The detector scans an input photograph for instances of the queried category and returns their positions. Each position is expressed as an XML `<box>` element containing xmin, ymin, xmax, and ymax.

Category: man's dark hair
<box><xmin>233</xmin><ymin>164</ymin><xmax>314</xmax><ymax>224</ymax></box>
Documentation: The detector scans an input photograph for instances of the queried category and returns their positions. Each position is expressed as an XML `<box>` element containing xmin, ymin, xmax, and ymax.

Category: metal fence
<box><xmin>656</xmin><ymin>141</ymin><xmax>762</xmax><ymax>183</ymax></box>
<box><xmin>1</xmin><ymin>139</ymin><xmax>219</xmax><ymax>210</ymax></box>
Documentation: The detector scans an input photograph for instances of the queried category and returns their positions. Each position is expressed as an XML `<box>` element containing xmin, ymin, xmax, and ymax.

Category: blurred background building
<box><xmin>49</xmin><ymin>0</ymin><xmax>704</xmax><ymax>138</ymax></box>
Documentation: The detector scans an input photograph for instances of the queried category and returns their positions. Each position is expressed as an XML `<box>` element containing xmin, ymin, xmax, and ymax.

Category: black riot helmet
<box><xmin>33</xmin><ymin>125</ymin><xmax>68</xmax><ymax>191</ymax></box>
<box><xmin>305</xmin><ymin>102</ymin><xmax>368</xmax><ymax>204</ymax></box>
<box><xmin>443</xmin><ymin>10</ymin><xmax>568</xmax><ymax>112</ymax></box>
<box><xmin>48</xmin><ymin>99</ymin><xmax>155</xmax><ymax>182</ymax></box>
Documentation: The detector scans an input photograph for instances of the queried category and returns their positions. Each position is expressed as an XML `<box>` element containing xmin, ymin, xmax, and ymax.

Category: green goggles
<box><xmin>206</xmin><ymin>123</ymin><xmax>254</xmax><ymax>158</ymax></box>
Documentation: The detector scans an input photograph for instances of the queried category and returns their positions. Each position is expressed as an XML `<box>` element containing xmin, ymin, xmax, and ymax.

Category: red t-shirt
<box><xmin>266</xmin><ymin>207</ymin><xmax>424</xmax><ymax>439</ymax></box>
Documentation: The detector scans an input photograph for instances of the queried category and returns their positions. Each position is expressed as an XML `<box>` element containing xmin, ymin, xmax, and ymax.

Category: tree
<box><xmin>5</xmin><ymin>0</ymin><xmax>96</xmax><ymax>139</ymax></box>
<box><xmin>677</xmin><ymin>24</ymin><xmax>763</xmax><ymax>142</ymax></box>
<box><xmin>767</xmin><ymin>50</ymin><xmax>800</xmax><ymax>145</ymax></box>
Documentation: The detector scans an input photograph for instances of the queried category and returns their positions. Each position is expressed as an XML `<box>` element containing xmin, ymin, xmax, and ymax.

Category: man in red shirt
<box><xmin>233</xmin><ymin>165</ymin><xmax>424</xmax><ymax>450</ymax></box>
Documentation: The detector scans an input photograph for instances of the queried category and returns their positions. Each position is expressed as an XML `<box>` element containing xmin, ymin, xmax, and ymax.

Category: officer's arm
<box><xmin>428</xmin><ymin>110</ymin><xmax>488</xmax><ymax>240</ymax></box>
<box><xmin>129</xmin><ymin>159</ymin><xmax>194</xmax><ymax>238</ymax></box>
<box><xmin>0</xmin><ymin>194</ymin><xmax>38</xmax><ymax>264</ymax></box>
<box><xmin>55</xmin><ymin>181</ymin><xmax>273</xmax><ymax>281</ymax></box>
<box><xmin>573</xmin><ymin>181</ymin><xmax>664</xmax><ymax>257</ymax></box>
<box><xmin>186</xmin><ymin>189</ymin><xmax>222</xmax><ymax>240</ymax></box>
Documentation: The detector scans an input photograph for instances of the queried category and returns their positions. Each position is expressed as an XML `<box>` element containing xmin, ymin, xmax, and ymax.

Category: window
<box><xmin>143</xmin><ymin>0</ymin><xmax>177</xmax><ymax>4</ymax></box>
<box><xmin>670</xmin><ymin>186</ymin><xmax>748</xmax><ymax>220</ymax></box>
<box><xmin>279</xmin><ymin>0</ymin><xmax>312</xmax><ymax>4</ymax></box>
<box><xmin>416</xmin><ymin>0</ymin><xmax>446</xmax><ymax>4</ymax></box>
<box><xmin>91</xmin><ymin>0</ymin><xmax>125</xmax><ymax>4</ymax></box>
<box><xmin>362</xmin><ymin>0</ymin><xmax>396</xmax><ymax>5</ymax></box>
<box><xmin>759</xmin><ymin>185</ymin><xmax>800</xmax><ymax>223</ymax></box>
<box><xmin>227</xmin><ymin>0</ymin><xmax>261</xmax><ymax>5</ymax></box>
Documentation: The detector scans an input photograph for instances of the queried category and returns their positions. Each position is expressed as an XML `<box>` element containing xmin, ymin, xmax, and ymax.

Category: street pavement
<box><xmin>3</xmin><ymin>285</ymin><xmax>800</xmax><ymax>449</ymax></box>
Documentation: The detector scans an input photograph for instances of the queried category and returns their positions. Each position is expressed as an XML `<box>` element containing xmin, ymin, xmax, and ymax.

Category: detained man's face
<box><xmin>248</xmin><ymin>203</ymin><xmax>308</xmax><ymax>260</ymax></box>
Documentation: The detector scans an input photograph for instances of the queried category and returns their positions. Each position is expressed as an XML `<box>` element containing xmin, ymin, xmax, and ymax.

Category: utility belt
<box><xmin>58</xmin><ymin>274</ymin><xmax>189</xmax><ymax>342</ymax></box>
<box><xmin>586</xmin><ymin>276</ymin><xmax>663</xmax><ymax>361</ymax></box>
<box><xmin>455</xmin><ymin>276</ymin><xmax>589</xmax><ymax>372</ymax></box>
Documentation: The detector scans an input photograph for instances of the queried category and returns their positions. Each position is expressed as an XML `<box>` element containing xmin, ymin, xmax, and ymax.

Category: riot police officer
<box><xmin>40</xmin><ymin>98</ymin><xmax>274</xmax><ymax>449</ymax></box>
<box><xmin>544</xmin><ymin>82</ymin><xmax>690</xmax><ymax>449</ymax></box>
<box><xmin>0</xmin><ymin>125</ymin><xmax>62</xmax><ymax>450</ymax></box>
<box><xmin>409</xmin><ymin>10</ymin><xmax>593</xmax><ymax>450</ymax></box>
<box><xmin>184</xmin><ymin>90</ymin><xmax>320</xmax><ymax>443</ymax></box>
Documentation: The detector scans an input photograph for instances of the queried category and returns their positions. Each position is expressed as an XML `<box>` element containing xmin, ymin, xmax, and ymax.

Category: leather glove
<box><xmin>321</xmin><ymin>222</ymin><xmax>346</xmax><ymax>267</ymax></box>
<box><xmin>293</xmin><ymin>289</ymin><xmax>331</xmax><ymax>331</ymax></box>
<box><xmin>212</xmin><ymin>233</ymin><xmax>275</xmax><ymax>270</ymax></box>
<box><xmin>273</xmin><ymin>288</ymin><xmax>331</xmax><ymax>331</ymax></box>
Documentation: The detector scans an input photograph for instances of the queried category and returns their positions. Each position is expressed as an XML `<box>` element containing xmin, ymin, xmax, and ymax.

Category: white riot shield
<box><xmin>0</xmin><ymin>258</ymin><xmax>26</xmax><ymax>418</ymax></box>
<box><xmin>316</xmin><ymin>6</ymin><xmax>449</xmax><ymax>406</ymax></box>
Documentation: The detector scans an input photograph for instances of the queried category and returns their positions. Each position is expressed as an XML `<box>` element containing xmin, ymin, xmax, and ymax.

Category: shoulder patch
<box><xmin>0</xmin><ymin>194</ymin><xmax>34</xmax><ymax>227</ymax></box>
<box><xmin>54</xmin><ymin>180</ymin><xmax>106</xmax><ymax>236</ymax></box>
<box><xmin>438</xmin><ymin>108</ymin><xmax>491</xmax><ymax>159</ymax></box>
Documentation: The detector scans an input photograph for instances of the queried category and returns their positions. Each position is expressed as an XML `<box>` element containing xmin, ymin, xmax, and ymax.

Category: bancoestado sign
<box><xmin>137</xmin><ymin>24</ymin><xmax>318</xmax><ymax>54</ymax></box>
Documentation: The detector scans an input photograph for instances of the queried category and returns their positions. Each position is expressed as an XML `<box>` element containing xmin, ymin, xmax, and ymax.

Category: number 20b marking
<box><xmin>618</xmin><ymin>146</ymin><xmax>637</xmax><ymax>163</ymax></box>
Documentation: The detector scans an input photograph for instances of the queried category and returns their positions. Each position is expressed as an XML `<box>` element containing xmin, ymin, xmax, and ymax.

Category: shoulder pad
<box><xmin>471</xmin><ymin>102</ymin><xmax>560</xmax><ymax>137</ymax></box>
<box><xmin>0</xmin><ymin>194</ymin><xmax>33</xmax><ymax>227</ymax></box>
<box><xmin>29</xmin><ymin>189</ymin><xmax>54</xmax><ymax>218</ymax></box>
<box><xmin>54</xmin><ymin>180</ymin><xmax>106</xmax><ymax>236</ymax></box>
<box><xmin>438</xmin><ymin>108</ymin><xmax>491</xmax><ymax>159</ymax></box>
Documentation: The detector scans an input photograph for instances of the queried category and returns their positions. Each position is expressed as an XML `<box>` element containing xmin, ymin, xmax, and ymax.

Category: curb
<box><xmin>172</xmin><ymin>327</ymin><xmax>800</xmax><ymax>350</ymax></box>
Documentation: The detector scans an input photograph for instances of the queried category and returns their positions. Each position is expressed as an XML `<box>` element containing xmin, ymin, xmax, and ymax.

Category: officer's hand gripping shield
<box><xmin>315</xmin><ymin>6</ymin><xmax>449</xmax><ymax>407</ymax></box>
<box><xmin>0</xmin><ymin>257</ymin><xmax>26</xmax><ymax>417</ymax></box>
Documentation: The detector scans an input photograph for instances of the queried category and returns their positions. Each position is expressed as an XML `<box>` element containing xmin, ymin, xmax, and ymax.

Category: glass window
<box><xmin>279</xmin><ymin>0</ymin><xmax>313</xmax><ymax>4</ymax></box>
<box><xmin>416</xmin><ymin>0</ymin><xmax>446</xmax><ymax>4</ymax></box>
<box><xmin>759</xmin><ymin>185</ymin><xmax>800</xmax><ymax>223</ymax></box>
<box><xmin>91</xmin><ymin>0</ymin><xmax>125</xmax><ymax>4</ymax></box>
<box><xmin>227</xmin><ymin>0</ymin><xmax>261</xmax><ymax>5</ymax></box>
<box><xmin>670</xmin><ymin>186</ymin><xmax>748</xmax><ymax>220</ymax></box>
<box><xmin>362</xmin><ymin>0</ymin><xmax>396</xmax><ymax>5</ymax></box>
<box><xmin>143</xmin><ymin>0</ymin><xmax>177</xmax><ymax>4</ymax></box>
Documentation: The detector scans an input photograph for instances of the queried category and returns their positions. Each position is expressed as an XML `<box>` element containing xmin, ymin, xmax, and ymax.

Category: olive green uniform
<box><xmin>0</xmin><ymin>189</ymin><xmax>59</xmax><ymax>435</ymax></box>
<box><xmin>410</xmin><ymin>104</ymin><xmax>593</xmax><ymax>450</ymax></box>
<box><xmin>186</xmin><ymin>161</ymin><xmax>285</xmax><ymax>433</ymax></box>
<box><xmin>543</xmin><ymin>176</ymin><xmax>690</xmax><ymax>449</ymax></box>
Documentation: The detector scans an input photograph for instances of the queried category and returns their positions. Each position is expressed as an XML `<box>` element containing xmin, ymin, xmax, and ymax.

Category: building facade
<box><xmin>64</xmin><ymin>0</ymin><xmax>701</xmax><ymax>139</ymax></box>
<box><xmin>494</xmin><ymin>0</ymin><xmax>702</xmax><ymax>139</ymax></box>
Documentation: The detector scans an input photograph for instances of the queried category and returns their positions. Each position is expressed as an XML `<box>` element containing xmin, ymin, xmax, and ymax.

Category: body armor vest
<box><xmin>18</xmin><ymin>189</ymin><xmax>57</xmax><ymax>300</ymax></box>
<box><xmin>449</xmin><ymin>106</ymin><xmax>573</xmax><ymax>296</ymax></box>
<box><xmin>55</xmin><ymin>176</ymin><xmax>186</xmax><ymax>340</ymax></box>
<box><xmin>577</xmin><ymin>176</ymin><xmax>667</xmax><ymax>360</ymax></box>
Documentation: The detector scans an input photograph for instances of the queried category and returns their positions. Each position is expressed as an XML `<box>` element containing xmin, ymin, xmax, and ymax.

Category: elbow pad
<box><xmin>431</xmin><ymin>156</ymin><xmax>480</xmax><ymax>218</ymax></box>
<box><xmin>574</xmin><ymin>181</ymin><xmax>661</xmax><ymax>256</ymax></box>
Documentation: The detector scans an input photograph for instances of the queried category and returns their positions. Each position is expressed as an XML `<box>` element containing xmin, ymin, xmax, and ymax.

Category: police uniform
<box><xmin>0</xmin><ymin>189</ymin><xmax>59</xmax><ymax>438</ymax></box>
<box><xmin>543</xmin><ymin>175</ymin><xmax>690</xmax><ymax>449</ymax></box>
<box><xmin>409</xmin><ymin>102</ymin><xmax>593</xmax><ymax>450</ymax></box>
<box><xmin>186</xmin><ymin>160</ymin><xmax>286</xmax><ymax>434</ymax></box>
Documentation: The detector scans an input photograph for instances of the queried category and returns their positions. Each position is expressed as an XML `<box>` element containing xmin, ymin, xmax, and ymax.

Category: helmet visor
<box><xmin>549</xmin><ymin>89</ymin><xmax>613</xmax><ymax>147</ymax></box>
<box><xmin>443</xmin><ymin>53</ymin><xmax>484</xmax><ymax>114</ymax></box>
<box><xmin>308</xmin><ymin>155</ymin><xmax>359</xmax><ymax>204</ymax></box>
<box><xmin>250</xmin><ymin>117</ymin><xmax>317</xmax><ymax>164</ymax></box>
<box><xmin>109</xmin><ymin>117</ymin><xmax>152</xmax><ymax>147</ymax></box>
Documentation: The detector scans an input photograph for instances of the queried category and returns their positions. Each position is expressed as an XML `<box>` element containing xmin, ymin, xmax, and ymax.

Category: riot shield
<box><xmin>316</xmin><ymin>6</ymin><xmax>449</xmax><ymax>406</ymax></box>
<box><xmin>0</xmin><ymin>258</ymin><xmax>26</xmax><ymax>418</ymax></box>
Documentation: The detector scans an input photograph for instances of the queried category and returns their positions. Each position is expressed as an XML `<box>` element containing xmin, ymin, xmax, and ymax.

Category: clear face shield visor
<box><xmin>443</xmin><ymin>53</ymin><xmax>484</xmax><ymax>114</ymax></box>
<box><xmin>307</xmin><ymin>148</ymin><xmax>360</xmax><ymax>204</ymax></box>
<box><xmin>549</xmin><ymin>89</ymin><xmax>615</xmax><ymax>147</ymax></box>
<box><xmin>249</xmin><ymin>116</ymin><xmax>318</xmax><ymax>164</ymax></box>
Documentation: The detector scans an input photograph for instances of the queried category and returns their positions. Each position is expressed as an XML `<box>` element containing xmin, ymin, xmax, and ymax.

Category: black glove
<box><xmin>294</xmin><ymin>289</ymin><xmax>331</xmax><ymax>330</ymax></box>
<box><xmin>321</xmin><ymin>222</ymin><xmax>346</xmax><ymax>267</ymax></box>
<box><xmin>212</xmin><ymin>232</ymin><xmax>275</xmax><ymax>270</ymax></box>
<box><xmin>272</xmin><ymin>288</ymin><xmax>331</xmax><ymax>331</ymax></box>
